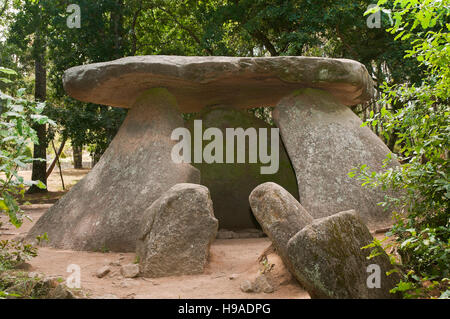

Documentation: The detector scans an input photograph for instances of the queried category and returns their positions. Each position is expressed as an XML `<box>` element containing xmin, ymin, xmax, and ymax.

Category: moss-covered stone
<box><xmin>287</xmin><ymin>210</ymin><xmax>400</xmax><ymax>299</ymax></box>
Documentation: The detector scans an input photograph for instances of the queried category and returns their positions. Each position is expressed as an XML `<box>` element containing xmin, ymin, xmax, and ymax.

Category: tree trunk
<box><xmin>112</xmin><ymin>0</ymin><xmax>124</xmax><ymax>59</ymax></box>
<box><xmin>387</xmin><ymin>130</ymin><xmax>398</xmax><ymax>153</ymax></box>
<box><xmin>92</xmin><ymin>151</ymin><xmax>102</xmax><ymax>168</ymax></box>
<box><xmin>0</xmin><ymin>0</ymin><xmax>9</xmax><ymax>18</ymax></box>
<box><xmin>52</xmin><ymin>140</ymin><xmax>65</xmax><ymax>190</ymax></box>
<box><xmin>27</xmin><ymin>30</ymin><xmax>48</xmax><ymax>194</ymax></box>
<box><xmin>73</xmin><ymin>145</ymin><xmax>83</xmax><ymax>169</ymax></box>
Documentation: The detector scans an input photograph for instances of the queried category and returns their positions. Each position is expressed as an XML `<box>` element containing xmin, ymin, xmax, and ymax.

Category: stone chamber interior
<box><xmin>183</xmin><ymin>105</ymin><xmax>299</xmax><ymax>231</ymax></box>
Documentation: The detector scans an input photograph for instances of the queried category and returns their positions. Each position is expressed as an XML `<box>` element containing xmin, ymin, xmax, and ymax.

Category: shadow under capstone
<box><xmin>185</xmin><ymin>106</ymin><xmax>299</xmax><ymax>230</ymax></box>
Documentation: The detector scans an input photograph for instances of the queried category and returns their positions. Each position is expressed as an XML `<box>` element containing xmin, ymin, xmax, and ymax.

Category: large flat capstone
<box><xmin>63</xmin><ymin>55</ymin><xmax>374</xmax><ymax>111</ymax></box>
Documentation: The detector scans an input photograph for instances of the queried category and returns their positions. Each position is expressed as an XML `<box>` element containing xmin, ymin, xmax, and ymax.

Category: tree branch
<box><xmin>51</xmin><ymin>140</ymin><xmax>65</xmax><ymax>190</ymax></box>
<box><xmin>335</xmin><ymin>24</ymin><xmax>359</xmax><ymax>59</ymax></box>
<box><xmin>130</xmin><ymin>0</ymin><xmax>143</xmax><ymax>56</ymax></box>
<box><xmin>0</xmin><ymin>0</ymin><xmax>8</xmax><ymax>18</ymax></box>
<box><xmin>46</xmin><ymin>137</ymin><xmax>67</xmax><ymax>179</ymax></box>
<box><xmin>157</xmin><ymin>6</ymin><xmax>214</xmax><ymax>55</ymax></box>
<box><xmin>251</xmin><ymin>30</ymin><xmax>279</xmax><ymax>56</ymax></box>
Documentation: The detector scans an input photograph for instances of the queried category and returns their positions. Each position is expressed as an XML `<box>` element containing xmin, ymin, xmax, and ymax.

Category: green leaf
<box><xmin>16</xmin><ymin>88</ymin><xmax>26</xmax><ymax>97</ymax></box>
<box><xmin>35</xmin><ymin>180</ymin><xmax>47</xmax><ymax>190</ymax></box>
<box><xmin>0</xmin><ymin>78</ymin><xmax>13</xmax><ymax>84</ymax></box>
<box><xmin>439</xmin><ymin>290</ymin><xmax>450</xmax><ymax>299</ymax></box>
<box><xmin>0</xmin><ymin>68</ymin><xmax>17</xmax><ymax>75</ymax></box>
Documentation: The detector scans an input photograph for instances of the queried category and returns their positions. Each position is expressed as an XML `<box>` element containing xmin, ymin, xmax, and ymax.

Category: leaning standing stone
<box><xmin>137</xmin><ymin>183</ymin><xmax>218</xmax><ymax>278</ymax></box>
<box><xmin>287</xmin><ymin>210</ymin><xmax>399</xmax><ymax>299</ymax></box>
<box><xmin>249</xmin><ymin>182</ymin><xmax>313</xmax><ymax>272</ymax></box>
<box><xmin>273</xmin><ymin>88</ymin><xmax>400</xmax><ymax>229</ymax></box>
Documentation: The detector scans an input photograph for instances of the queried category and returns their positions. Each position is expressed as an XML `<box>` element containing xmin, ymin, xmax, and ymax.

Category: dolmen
<box><xmin>27</xmin><ymin>55</ymin><xmax>399</xmax><ymax>254</ymax></box>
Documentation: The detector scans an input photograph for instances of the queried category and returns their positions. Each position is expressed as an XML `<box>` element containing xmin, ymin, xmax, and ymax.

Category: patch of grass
<box><xmin>95</xmin><ymin>245</ymin><xmax>110</xmax><ymax>253</ymax></box>
<box><xmin>0</xmin><ymin>271</ymin><xmax>49</xmax><ymax>299</ymax></box>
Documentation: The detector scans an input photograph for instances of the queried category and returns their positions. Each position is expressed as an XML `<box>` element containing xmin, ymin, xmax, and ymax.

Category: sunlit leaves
<box><xmin>1</xmin><ymin>67</ymin><xmax>52</xmax><ymax>228</ymax></box>
<box><xmin>353</xmin><ymin>0</ymin><xmax>450</xmax><ymax>298</ymax></box>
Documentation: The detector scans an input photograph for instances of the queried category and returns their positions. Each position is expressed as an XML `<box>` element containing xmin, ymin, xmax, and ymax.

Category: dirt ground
<box><xmin>0</xmin><ymin>168</ymin><xmax>309</xmax><ymax>299</ymax></box>
<box><xmin>1</xmin><ymin>168</ymin><xmax>391</xmax><ymax>299</ymax></box>
<box><xmin>13</xmin><ymin>168</ymin><xmax>91</xmax><ymax>205</ymax></box>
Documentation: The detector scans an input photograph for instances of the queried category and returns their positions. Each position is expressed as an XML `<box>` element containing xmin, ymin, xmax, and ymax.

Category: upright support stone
<box><xmin>26</xmin><ymin>89</ymin><xmax>200</xmax><ymax>252</ymax></box>
<box><xmin>273</xmin><ymin>89</ymin><xmax>399</xmax><ymax>228</ymax></box>
<box><xmin>137</xmin><ymin>183</ymin><xmax>218</xmax><ymax>277</ymax></box>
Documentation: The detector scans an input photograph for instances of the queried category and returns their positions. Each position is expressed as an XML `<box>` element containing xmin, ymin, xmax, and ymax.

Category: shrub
<box><xmin>0</xmin><ymin>67</ymin><xmax>54</xmax><ymax>227</ymax></box>
<box><xmin>355</xmin><ymin>0</ymin><xmax>450</xmax><ymax>298</ymax></box>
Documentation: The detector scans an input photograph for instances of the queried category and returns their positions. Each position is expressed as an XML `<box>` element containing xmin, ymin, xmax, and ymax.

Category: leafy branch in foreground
<box><xmin>0</xmin><ymin>67</ymin><xmax>54</xmax><ymax>228</ymax></box>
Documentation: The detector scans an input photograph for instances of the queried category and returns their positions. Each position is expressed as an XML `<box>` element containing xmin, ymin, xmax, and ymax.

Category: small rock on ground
<box><xmin>121</xmin><ymin>264</ymin><xmax>140</xmax><ymax>278</ymax></box>
<box><xmin>239</xmin><ymin>274</ymin><xmax>275</xmax><ymax>294</ymax></box>
<box><xmin>96</xmin><ymin>266</ymin><xmax>111</xmax><ymax>278</ymax></box>
<box><xmin>229</xmin><ymin>274</ymin><xmax>239</xmax><ymax>280</ymax></box>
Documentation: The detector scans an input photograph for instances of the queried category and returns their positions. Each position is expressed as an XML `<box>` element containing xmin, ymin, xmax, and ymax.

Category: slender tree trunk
<box><xmin>0</xmin><ymin>0</ymin><xmax>9</xmax><ymax>18</ymax></box>
<box><xmin>92</xmin><ymin>151</ymin><xmax>101</xmax><ymax>168</ymax></box>
<box><xmin>46</xmin><ymin>137</ymin><xmax>67</xmax><ymax>178</ymax></box>
<box><xmin>387</xmin><ymin>129</ymin><xmax>398</xmax><ymax>152</ymax></box>
<box><xmin>52</xmin><ymin>140</ymin><xmax>65</xmax><ymax>190</ymax></box>
<box><xmin>130</xmin><ymin>0</ymin><xmax>143</xmax><ymax>56</ymax></box>
<box><xmin>73</xmin><ymin>144</ymin><xmax>83</xmax><ymax>169</ymax></box>
<box><xmin>27</xmin><ymin>30</ymin><xmax>48</xmax><ymax>194</ymax></box>
<box><xmin>112</xmin><ymin>0</ymin><xmax>124</xmax><ymax>59</ymax></box>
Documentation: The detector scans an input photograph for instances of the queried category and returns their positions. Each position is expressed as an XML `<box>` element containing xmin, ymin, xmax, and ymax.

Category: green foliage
<box><xmin>2</xmin><ymin>0</ymin><xmax>425</xmax><ymax>159</ymax></box>
<box><xmin>1</xmin><ymin>67</ymin><xmax>53</xmax><ymax>227</ymax></box>
<box><xmin>0</xmin><ymin>239</ymin><xmax>38</xmax><ymax>271</ymax></box>
<box><xmin>0</xmin><ymin>270</ymin><xmax>72</xmax><ymax>299</ymax></box>
<box><xmin>353</xmin><ymin>0</ymin><xmax>450</xmax><ymax>298</ymax></box>
<box><xmin>0</xmin><ymin>66</ymin><xmax>47</xmax><ymax>294</ymax></box>
<box><xmin>4</xmin><ymin>0</ymin><xmax>131</xmax><ymax>160</ymax></box>
<box><xmin>47</xmin><ymin>99</ymin><xmax>127</xmax><ymax>161</ymax></box>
